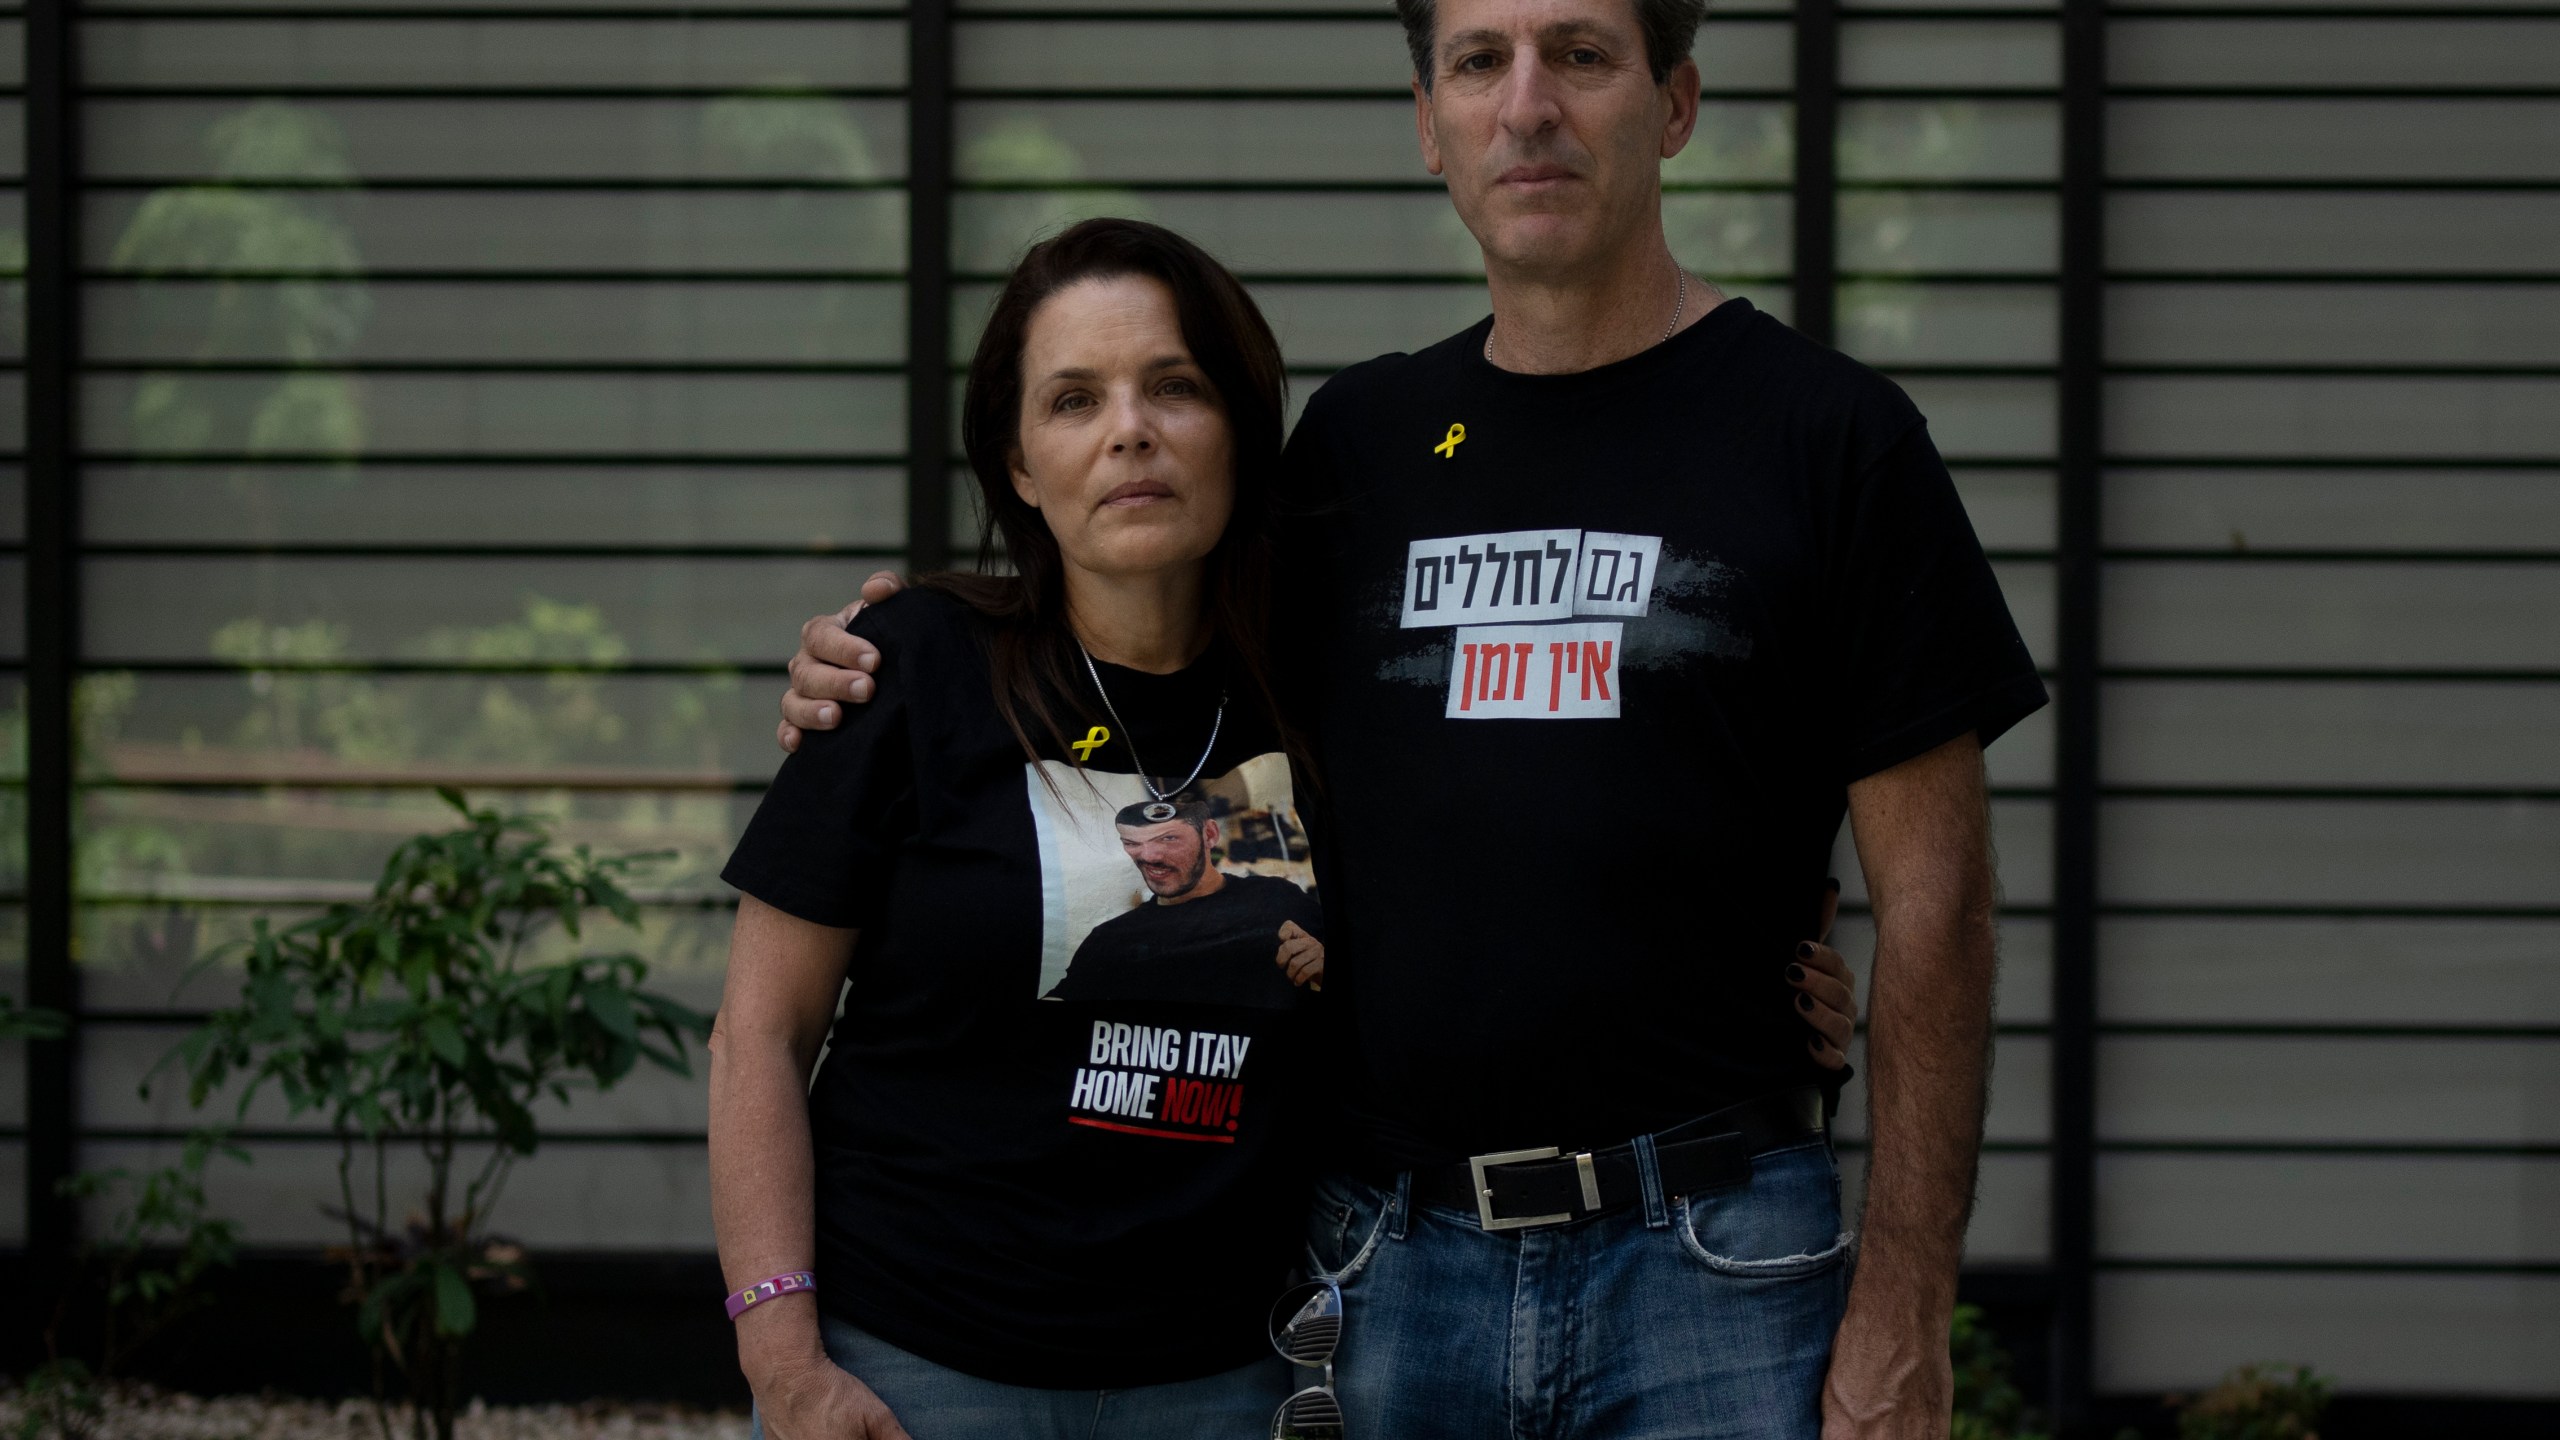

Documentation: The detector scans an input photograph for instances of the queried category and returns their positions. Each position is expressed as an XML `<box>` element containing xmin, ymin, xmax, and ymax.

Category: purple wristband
<box><xmin>724</xmin><ymin>1270</ymin><xmax>816</xmax><ymax>1320</ymax></box>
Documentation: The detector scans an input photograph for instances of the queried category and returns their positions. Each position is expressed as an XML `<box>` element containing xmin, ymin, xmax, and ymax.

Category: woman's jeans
<box><xmin>750</xmin><ymin>1311</ymin><xmax>1294</xmax><ymax>1440</ymax></box>
<box><xmin>1305</xmin><ymin>1139</ymin><xmax>1854</xmax><ymax>1440</ymax></box>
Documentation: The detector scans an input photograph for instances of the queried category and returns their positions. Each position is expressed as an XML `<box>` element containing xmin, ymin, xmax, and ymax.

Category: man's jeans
<box><xmin>1306</xmin><ymin>1140</ymin><xmax>1853</xmax><ymax>1440</ymax></box>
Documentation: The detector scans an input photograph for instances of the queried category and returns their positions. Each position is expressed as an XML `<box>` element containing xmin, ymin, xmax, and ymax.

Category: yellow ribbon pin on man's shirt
<box><xmin>1434</xmin><ymin>423</ymin><xmax>1467</xmax><ymax>458</ymax></box>
<box><xmin>1072</xmin><ymin>725</ymin><xmax>1111</xmax><ymax>761</ymax></box>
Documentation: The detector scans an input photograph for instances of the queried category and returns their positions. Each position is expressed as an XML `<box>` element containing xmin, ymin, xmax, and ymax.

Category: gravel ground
<box><xmin>0</xmin><ymin>1384</ymin><xmax>751</xmax><ymax>1440</ymax></box>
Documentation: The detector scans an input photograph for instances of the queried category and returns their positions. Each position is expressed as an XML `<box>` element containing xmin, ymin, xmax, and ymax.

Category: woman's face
<box><xmin>1011</xmin><ymin>274</ymin><xmax>1236</xmax><ymax>584</ymax></box>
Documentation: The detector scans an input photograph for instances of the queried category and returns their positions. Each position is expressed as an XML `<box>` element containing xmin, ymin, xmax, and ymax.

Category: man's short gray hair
<box><xmin>1393</xmin><ymin>0</ymin><xmax>1708</xmax><ymax>91</ymax></box>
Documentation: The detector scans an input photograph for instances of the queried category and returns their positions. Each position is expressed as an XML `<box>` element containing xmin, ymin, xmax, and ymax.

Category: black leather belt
<box><xmin>1401</xmin><ymin>1089</ymin><xmax>1827</xmax><ymax>1232</ymax></box>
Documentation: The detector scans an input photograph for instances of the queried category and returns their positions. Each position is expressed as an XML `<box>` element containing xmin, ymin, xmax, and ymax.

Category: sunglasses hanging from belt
<box><xmin>1268</xmin><ymin>1278</ymin><xmax>1346</xmax><ymax>1439</ymax></box>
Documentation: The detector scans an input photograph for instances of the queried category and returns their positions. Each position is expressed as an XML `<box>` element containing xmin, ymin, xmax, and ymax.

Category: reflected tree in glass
<box><xmin>955</xmin><ymin>117</ymin><xmax>1150</xmax><ymax>278</ymax></box>
<box><xmin>1662</xmin><ymin>102</ymin><xmax>1793</xmax><ymax>296</ymax></box>
<box><xmin>76</xmin><ymin>598</ymin><xmax>740</xmax><ymax>1004</ymax></box>
<box><xmin>705</xmin><ymin>83</ymin><xmax>902</xmax><ymax>358</ymax></box>
<box><xmin>1837</xmin><ymin>102</ymin><xmax>1994</xmax><ymax>356</ymax></box>
<box><xmin>111</xmin><ymin>102</ymin><xmax>371</xmax><ymax>467</ymax></box>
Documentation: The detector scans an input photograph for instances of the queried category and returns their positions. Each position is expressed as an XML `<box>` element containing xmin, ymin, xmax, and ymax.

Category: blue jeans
<box><xmin>750</xmin><ymin>1311</ymin><xmax>1296</xmax><ymax>1440</ymax></box>
<box><xmin>1305</xmin><ymin>1140</ymin><xmax>1853</xmax><ymax>1440</ymax></box>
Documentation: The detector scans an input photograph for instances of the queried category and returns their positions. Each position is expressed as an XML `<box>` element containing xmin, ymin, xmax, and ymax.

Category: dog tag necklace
<box><xmin>1077</xmin><ymin>639</ymin><xmax>1225</xmax><ymax>802</ymax></box>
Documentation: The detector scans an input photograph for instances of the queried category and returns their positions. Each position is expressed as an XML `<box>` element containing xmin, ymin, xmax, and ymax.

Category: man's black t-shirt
<box><xmin>1051</xmin><ymin>874</ymin><xmax>1324</xmax><ymax>1010</ymax></box>
<box><xmin>1278</xmin><ymin>297</ymin><xmax>2047</xmax><ymax>1168</ymax></box>
<box><xmin>721</xmin><ymin>588</ymin><xmax>1324</xmax><ymax>1388</ymax></box>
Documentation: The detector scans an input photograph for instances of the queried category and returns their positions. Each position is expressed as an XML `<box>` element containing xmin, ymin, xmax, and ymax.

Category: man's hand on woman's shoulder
<box><xmin>778</xmin><ymin>570</ymin><xmax>905</xmax><ymax>753</ymax></box>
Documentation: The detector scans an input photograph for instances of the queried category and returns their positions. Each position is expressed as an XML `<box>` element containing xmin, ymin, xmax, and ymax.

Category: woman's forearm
<box><xmin>709</xmin><ymin>1021</ymin><xmax>826</xmax><ymax>1383</ymax></box>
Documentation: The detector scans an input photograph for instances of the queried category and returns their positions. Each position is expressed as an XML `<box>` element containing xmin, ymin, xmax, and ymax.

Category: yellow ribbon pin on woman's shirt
<box><xmin>1072</xmin><ymin>725</ymin><xmax>1110</xmax><ymax>760</ymax></box>
<box><xmin>1434</xmin><ymin>423</ymin><xmax>1466</xmax><ymax>458</ymax></box>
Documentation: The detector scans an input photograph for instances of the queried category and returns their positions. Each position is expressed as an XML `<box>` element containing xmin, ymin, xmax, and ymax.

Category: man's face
<box><xmin>1413</xmin><ymin>0</ymin><xmax>1699</xmax><ymax>279</ymax></box>
<box><xmin>1117</xmin><ymin>817</ymin><xmax>1222</xmax><ymax>901</ymax></box>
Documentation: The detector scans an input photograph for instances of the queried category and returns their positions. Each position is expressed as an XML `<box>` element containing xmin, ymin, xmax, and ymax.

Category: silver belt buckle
<box><xmin>1468</xmin><ymin>1146</ymin><xmax>1573</xmax><ymax>1231</ymax></box>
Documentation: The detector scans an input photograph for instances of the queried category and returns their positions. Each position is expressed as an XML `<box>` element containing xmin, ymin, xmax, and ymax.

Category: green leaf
<box><xmin>633</xmin><ymin>1038</ymin><xmax>689</xmax><ymax>1075</ymax></box>
<box><xmin>433</xmin><ymin>1263</ymin><xmax>477</xmax><ymax>1336</ymax></box>
<box><xmin>422</xmin><ymin>1015</ymin><xmax>468</xmax><ymax>1068</ymax></box>
<box><xmin>582</xmin><ymin>982</ymin><xmax>637</xmax><ymax>1041</ymax></box>
<box><xmin>639</xmin><ymin>992</ymin><xmax>716</xmax><ymax>1041</ymax></box>
<box><xmin>344</xmin><ymin>998</ymin><xmax>417</xmax><ymax>1029</ymax></box>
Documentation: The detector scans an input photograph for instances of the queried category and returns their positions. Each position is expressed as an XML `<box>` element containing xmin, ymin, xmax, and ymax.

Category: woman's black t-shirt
<box><xmin>721</xmin><ymin>587</ymin><xmax>1320</xmax><ymax>1389</ymax></box>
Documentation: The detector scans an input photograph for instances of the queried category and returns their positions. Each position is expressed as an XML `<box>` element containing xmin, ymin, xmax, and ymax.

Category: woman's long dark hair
<box><xmin>920</xmin><ymin>218</ymin><xmax>1304</xmax><ymax>781</ymax></box>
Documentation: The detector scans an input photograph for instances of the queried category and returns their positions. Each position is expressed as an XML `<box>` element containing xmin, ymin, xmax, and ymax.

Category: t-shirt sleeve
<box><xmin>719</xmin><ymin>608</ymin><xmax>917</xmax><ymax>929</ymax></box>
<box><xmin>1828</xmin><ymin>420</ymin><xmax>2049</xmax><ymax>784</ymax></box>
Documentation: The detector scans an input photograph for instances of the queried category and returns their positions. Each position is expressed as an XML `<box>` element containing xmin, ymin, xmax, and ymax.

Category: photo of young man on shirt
<box><xmin>1046</xmin><ymin>799</ymin><xmax>1325</xmax><ymax>1011</ymax></box>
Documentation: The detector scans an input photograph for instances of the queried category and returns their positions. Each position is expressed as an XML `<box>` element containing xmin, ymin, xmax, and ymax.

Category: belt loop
<box><xmin>1389</xmin><ymin>1170</ymin><xmax>1412</xmax><ymax>1241</ymax></box>
<box><xmin>1631</xmin><ymin>1133</ymin><xmax>1670</xmax><ymax>1230</ymax></box>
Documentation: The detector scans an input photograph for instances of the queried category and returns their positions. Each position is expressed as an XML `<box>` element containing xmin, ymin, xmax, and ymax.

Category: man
<box><xmin>779</xmin><ymin>1</ymin><xmax>2038</xmax><ymax>1434</ymax></box>
<box><xmin>1045</xmin><ymin>799</ymin><xmax>1326</xmax><ymax>1010</ymax></box>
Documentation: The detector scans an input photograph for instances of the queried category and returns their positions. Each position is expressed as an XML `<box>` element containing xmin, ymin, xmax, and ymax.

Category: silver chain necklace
<box><xmin>1077</xmin><ymin>640</ymin><xmax>1226</xmax><ymax>802</ymax></box>
<box><xmin>1486</xmin><ymin>268</ymin><xmax>1687</xmax><ymax>365</ymax></box>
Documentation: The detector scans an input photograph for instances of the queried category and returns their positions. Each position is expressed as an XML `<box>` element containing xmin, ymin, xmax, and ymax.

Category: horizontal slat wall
<box><xmin>1833</xmin><ymin>0</ymin><xmax>2063</xmax><ymax>1271</ymax></box>
<box><xmin>948</xmin><ymin>0</ymin><xmax>1799</xmax><ymax>445</ymax></box>
<box><xmin>15</xmin><ymin>1</ymin><xmax>2549</xmax><ymax>1416</ymax></box>
<box><xmin>64</xmin><ymin>3</ymin><xmax>915</xmax><ymax>1250</ymax></box>
<box><xmin>2093</xmin><ymin>2</ymin><xmax>2560</xmax><ymax>1399</ymax></box>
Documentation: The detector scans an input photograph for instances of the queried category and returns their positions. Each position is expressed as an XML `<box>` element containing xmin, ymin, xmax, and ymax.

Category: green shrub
<box><xmin>159</xmin><ymin>792</ymin><xmax>712</xmax><ymax>1440</ymax></box>
<box><xmin>2175</xmin><ymin>1364</ymin><xmax>2330</xmax><ymax>1440</ymax></box>
<box><xmin>10</xmin><ymin>1133</ymin><xmax>245</xmax><ymax>1440</ymax></box>
<box><xmin>1951</xmin><ymin>1303</ymin><xmax>2051</xmax><ymax>1440</ymax></box>
<box><xmin>59</xmin><ymin>1131</ymin><xmax>250</xmax><ymax>1377</ymax></box>
<box><xmin>7</xmin><ymin>1362</ymin><xmax>103</xmax><ymax>1440</ymax></box>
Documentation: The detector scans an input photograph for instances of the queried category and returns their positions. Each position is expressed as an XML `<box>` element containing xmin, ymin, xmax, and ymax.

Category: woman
<box><xmin>708</xmin><ymin>219</ymin><xmax>1859</xmax><ymax>1439</ymax></box>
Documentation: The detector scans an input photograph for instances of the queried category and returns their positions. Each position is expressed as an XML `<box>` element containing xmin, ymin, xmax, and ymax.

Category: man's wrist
<box><xmin>1841</xmin><ymin>1230</ymin><xmax>1962</xmax><ymax>1326</ymax></box>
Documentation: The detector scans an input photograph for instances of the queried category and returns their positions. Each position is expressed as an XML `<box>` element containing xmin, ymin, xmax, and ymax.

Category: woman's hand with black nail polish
<box><xmin>1789</xmin><ymin>878</ymin><xmax>1859</xmax><ymax>1070</ymax></box>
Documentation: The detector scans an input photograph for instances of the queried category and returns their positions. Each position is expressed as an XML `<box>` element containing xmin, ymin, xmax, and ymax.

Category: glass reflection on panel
<box><xmin>0</xmin><ymin>786</ymin><xmax>20</xmax><ymax>889</ymax></box>
<box><xmin>0</xmin><ymin>905</ymin><xmax>21</xmax><ymax>989</ymax></box>
<box><xmin>960</xmin><ymin>192</ymin><xmax>1490</xmax><ymax>278</ymax></box>
<box><xmin>1839</xmin><ymin>193</ymin><xmax>2058</xmax><ymax>276</ymax></box>
<box><xmin>1839</xmin><ymin>101</ymin><xmax>2057</xmax><ymax>183</ymax></box>
<box><xmin>88</xmin><ymin>191</ymin><xmax>910</xmax><ymax>274</ymax></box>
<box><xmin>89</xmin><ymin>670</ymin><xmax>781</xmax><ymax>787</ymax></box>
<box><xmin>92</xmin><ymin>281</ymin><xmax>906</xmax><ymax>366</ymax></box>
<box><xmin>74</xmin><ymin>598</ymin><xmax>743</xmax><ymax>773</ymax></box>
<box><xmin>76</xmin><ymin>785</ymin><xmax>757</xmax><ymax>901</ymax></box>
<box><xmin>1664</xmin><ymin>193</ymin><xmax>1790</xmax><ymax>280</ymax></box>
<box><xmin>1</xmin><ymin>680</ymin><xmax>22</xmax><ymax>782</ymax></box>
<box><xmin>82</xmin><ymin>18</ymin><xmax>908</xmax><ymax>92</ymax></box>
<box><xmin>111</xmin><ymin>103</ymin><xmax>370</xmax><ymax>463</ymax></box>
<box><xmin>84</xmin><ymin>98</ymin><xmax>912</xmax><ymax>184</ymax></box>
<box><xmin>87</xmin><ymin>555</ymin><xmax>911</xmax><ymax>666</ymax></box>
<box><xmin>88</xmin><ymin>373</ymin><xmax>902</xmax><ymax>457</ymax></box>
<box><xmin>85</xmin><ymin>465</ymin><xmax>909</xmax><ymax>547</ymax></box>
<box><xmin>1838</xmin><ymin>283</ymin><xmax>2057</xmax><ymax>366</ymax></box>
<box><xmin>78</xmin><ymin>901</ymin><xmax>738</xmax><ymax>1016</ymax></box>
<box><xmin>954</xmin><ymin>115</ymin><xmax>1150</xmax><ymax>274</ymax></box>
<box><xmin>1663</xmin><ymin>103</ymin><xmax>1794</xmax><ymax>185</ymax></box>
<box><xmin>0</xmin><ymin>778</ymin><xmax>18</xmax><ymax>881</ymax></box>
<box><xmin>702</xmin><ymin>87</ymin><xmax>904</xmax><ymax>267</ymax></box>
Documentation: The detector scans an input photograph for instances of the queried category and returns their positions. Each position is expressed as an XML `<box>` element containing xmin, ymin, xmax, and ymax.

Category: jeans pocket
<box><xmin>1304</xmin><ymin>1174</ymin><xmax>1391</xmax><ymax>1283</ymax></box>
<box><xmin>1675</xmin><ymin>1143</ymin><xmax>1854</xmax><ymax>1279</ymax></box>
